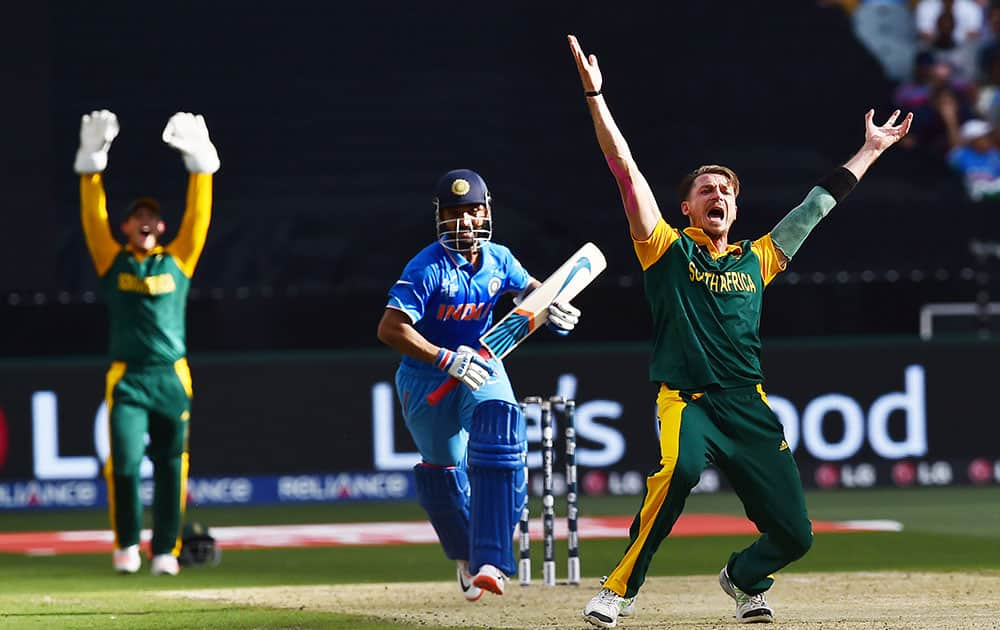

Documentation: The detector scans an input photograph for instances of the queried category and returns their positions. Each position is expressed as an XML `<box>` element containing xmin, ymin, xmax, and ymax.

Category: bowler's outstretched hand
<box><xmin>568</xmin><ymin>35</ymin><xmax>602</xmax><ymax>94</ymax></box>
<box><xmin>864</xmin><ymin>109</ymin><xmax>913</xmax><ymax>152</ymax></box>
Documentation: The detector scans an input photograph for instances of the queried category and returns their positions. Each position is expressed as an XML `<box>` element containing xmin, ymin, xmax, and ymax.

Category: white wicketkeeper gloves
<box><xmin>547</xmin><ymin>301</ymin><xmax>581</xmax><ymax>335</ymax></box>
<box><xmin>436</xmin><ymin>345</ymin><xmax>495</xmax><ymax>391</ymax></box>
<box><xmin>162</xmin><ymin>112</ymin><xmax>220</xmax><ymax>174</ymax></box>
<box><xmin>73</xmin><ymin>110</ymin><xmax>220</xmax><ymax>175</ymax></box>
<box><xmin>74</xmin><ymin>110</ymin><xmax>120</xmax><ymax>174</ymax></box>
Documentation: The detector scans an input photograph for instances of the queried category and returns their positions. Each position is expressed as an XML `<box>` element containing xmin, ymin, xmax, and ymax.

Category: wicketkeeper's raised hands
<box><xmin>568</xmin><ymin>35</ymin><xmax>603</xmax><ymax>95</ymax></box>
<box><xmin>74</xmin><ymin>110</ymin><xmax>120</xmax><ymax>174</ymax></box>
<box><xmin>162</xmin><ymin>112</ymin><xmax>220</xmax><ymax>174</ymax></box>
<box><xmin>863</xmin><ymin>109</ymin><xmax>913</xmax><ymax>154</ymax></box>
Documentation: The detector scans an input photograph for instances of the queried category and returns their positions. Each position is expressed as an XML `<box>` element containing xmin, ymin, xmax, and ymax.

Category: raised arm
<box><xmin>166</xmin><ymin>174</ymin><xmax>213</xmax><ymax>278</ymax></box>
<box><xmin>770</xmin><ymin>109</ymin><xmax>913</xmax><ymax>262</ymax></box>
<box><xmin>568</xmin><ymin>35</ymin><xmax>662</xmax><ymax>240</ymax></box>
<box><xmin>75</xmin><ymin>110</ymin><xmax>122</xmax><ymax>277</ymax></box>
<box><xmin>843</xmin><ymin>109</ymin><xmax>913</xmax><ymax>181</ymax></box>
<box><xmin>161</xmin><ymin>112</ymin><xmax>220</xmax><ymax>278</ymax></box>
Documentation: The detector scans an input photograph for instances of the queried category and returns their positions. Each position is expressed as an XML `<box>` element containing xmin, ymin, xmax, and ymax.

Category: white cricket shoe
<box><xmin>112</xmin><ymin>544</ymin><xmax>141</xmax><ymax>574</ymax></box>
<box><xmin>472</xmin><ymin>563</ymin><xmax>506</xmax><ymax>595</ymax></box>
<box><xmin>583</xmin><ymin>587</ymin><xmax>637</xmax><ymax>628</ymax></box>
<box><xmin>457</xmin><ymin>560</ymin><xmax>483</xmax><ymax>602</ymax></box>
<box><xmin>150</xmin><ymin>554</ymin><xmax>180</xmax><ymax>576</ymax></box>
<box><xmin>719</xmin><ymin>565</ymin><xmax>774</xmax><ymax>623</ymax></box>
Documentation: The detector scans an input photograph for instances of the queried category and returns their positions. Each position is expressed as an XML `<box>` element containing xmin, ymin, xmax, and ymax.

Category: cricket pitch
<box><xmin>164</xmin><ymin>570</ymin><xmax>1000</xmax><ymax>629</ymax></box>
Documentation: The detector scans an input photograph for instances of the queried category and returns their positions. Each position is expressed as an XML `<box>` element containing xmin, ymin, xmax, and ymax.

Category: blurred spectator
<box><xmin>917</xmin><ymin>0</ymin><xmax>984</xmax><ymax>44</ymax></box>
<box><xmin>977</xmin><ymin>1</ymin><xmax>1000</xmax><ymax>78</ymax></box>
<box><xmin>948</xmin><ymin>118</ymin><xmax>1000</xmax><ymax>199</ymax></box>
<box><xmin>895</xmin><ymin>51</ymin><xmax>948</xmax><ymax>108</ymax></box>
<box><xmin>897</xmin><ymin>52</ymin><xmax>977</xmax><ymax>152</ymax></box>
<box><xmin>917</xmin><ymin>0</ymin><xmax>984</xmax><ymax>79</ymax></box>
<box><xmin>852</xmin><ymin>0</ymin><xmax>918</xmax><ymax>81</ymax></box>
<box><xmin>978</xmin><ymin>0</ymin><xmax>1000</xmax><ymax>47</ymax></box>
<box><xmin>975</xmin><ymin>44</ymin><xmax>1000</xmax><ymax>122</ymax></box>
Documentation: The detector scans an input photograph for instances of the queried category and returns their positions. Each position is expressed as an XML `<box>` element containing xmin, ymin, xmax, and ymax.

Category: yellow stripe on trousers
<box><xmin>171</xmin><ymin>451</ymin><xmax>190</xmax><ymax>556</ymax></box>
<box><xmin>102</xmin><ymin>361</ymin><xmax>128</xmax><ymax>549</ymax></box>
<box><xmin>603</xmin><ymin>384</ymin><xmax>688</xmax><ymax>595</ymax></box>
<box><xmin>172</xmin><ymin>357</ymin><xmax>193</xmax><ymax>556</ymax></box>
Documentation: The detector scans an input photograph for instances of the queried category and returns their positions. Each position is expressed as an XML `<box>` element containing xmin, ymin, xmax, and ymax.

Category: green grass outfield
<box><xmin>1</xmin><ymin>486</ymin><xmax>998</xmax><ymax>629</ymax></box>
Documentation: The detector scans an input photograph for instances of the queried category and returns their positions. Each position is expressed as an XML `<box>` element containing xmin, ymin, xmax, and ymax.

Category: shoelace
<box><xmin>739</xmin><ymin>592</ymin><xmax>769</xmax><ymax>609</ymax></box>
<box><xmin>597</xmin><ymin>588</ymin><xmax>621</xmax><ymax>606</ymax></box>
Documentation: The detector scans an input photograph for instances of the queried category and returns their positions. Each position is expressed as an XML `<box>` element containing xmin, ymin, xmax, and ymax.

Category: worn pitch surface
<box><xmin>163</xmin><ymin>571</ymin><xmax>1000</xmax><ymax>629</ymax></box>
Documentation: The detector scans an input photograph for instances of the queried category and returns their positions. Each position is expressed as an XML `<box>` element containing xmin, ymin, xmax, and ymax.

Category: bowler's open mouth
<box><xmin>707</xmin><ymin>208</ymin><xmax>725</xmax><ymax>220</ymax></box>
<box><xmin>139</xmin><ymin>226</ymin><xmax>152</xmax><ymax>235</ymax></box>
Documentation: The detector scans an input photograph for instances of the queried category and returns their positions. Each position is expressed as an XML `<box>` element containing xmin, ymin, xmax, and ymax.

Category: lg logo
<box><xmin>31</xmin><ymin>392</ymin><xmax>153</xmax><ymax>480</ymax></box>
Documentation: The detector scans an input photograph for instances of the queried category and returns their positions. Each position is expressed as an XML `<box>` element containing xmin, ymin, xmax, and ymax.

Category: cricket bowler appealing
<box><xmin>75</xmin><ymin>109</ymin><xmax>219</xmax><ymax>577</ymax></box>
<box><xmin>377</xmin><ymin>169</ymin><xmax>581</xmax><ymax>601</ymax></box>
<box><xmin>567</xmin><ymin>35</ymin><xmax>912</xmax><ymax>627</ymax></box>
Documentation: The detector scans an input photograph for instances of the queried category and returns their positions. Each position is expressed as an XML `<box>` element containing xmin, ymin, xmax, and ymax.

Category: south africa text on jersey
<box><xmin>688</xmin><ymin>262</ymin><xmax>757</xmax><ymax>293</ymax></box>
<box><xmin>117</xmin><ymin>272</ymin><xmax>177</xmax><ymax>295</ymax></box>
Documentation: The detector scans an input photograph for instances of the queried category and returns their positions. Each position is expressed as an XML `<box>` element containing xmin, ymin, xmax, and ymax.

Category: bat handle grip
<box><xmin>424</xmin><ymin>347</ymin><xmax>492</xmax><ymax>406</ymax></box>
<box><xmin>426</xmin><ymin>377</ymin><xmax>459</xmax><ymax>406</ymax></box>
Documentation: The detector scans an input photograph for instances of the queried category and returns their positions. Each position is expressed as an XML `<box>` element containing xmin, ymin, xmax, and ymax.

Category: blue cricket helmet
<box><xmin>433</xmin><ymin>169</ymin><xmax>493</xmax><ymax>251</ymax></box>
<box><xmin>433</xmin><ymin>169</ymin><xmax>491</xmax><ymax>210</ymax></box>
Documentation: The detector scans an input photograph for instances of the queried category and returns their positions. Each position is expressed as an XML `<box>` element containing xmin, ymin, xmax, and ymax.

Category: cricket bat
<box><xmin>425</xmin><ymin>242</ymin><xmax>606</xmax><ymax>405</ymax></box>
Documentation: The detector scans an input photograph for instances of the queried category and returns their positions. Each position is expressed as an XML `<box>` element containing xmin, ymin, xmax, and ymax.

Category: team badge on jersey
<box><xmin>441</xmin><ymin>274</ymin><xmax>459</xmax><ymax>298</ymax></box>
<box><xmin>488</xmin><ymin>277</ymin><xmax>502</xmax><ymax>297</ymax></box>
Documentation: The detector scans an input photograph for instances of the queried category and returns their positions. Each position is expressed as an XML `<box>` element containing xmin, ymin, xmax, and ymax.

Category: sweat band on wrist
<box><xmin>435</xmin><ymin>348</ymin><xmax>453</xmax><ymax>370</ymax></box>
<box><xmin>585</xmin><ymin>89</ymin><xmax>601</xmax><ymax>97</ymax></box>
<box><xmin>816</xmin><ymin>166</ymin><xmax>858</xmax><ymax>203</ymax></box>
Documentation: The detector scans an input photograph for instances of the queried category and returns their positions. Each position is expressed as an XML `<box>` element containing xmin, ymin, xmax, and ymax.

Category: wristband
<box><xmin>816</xmin><ymin>166</ymin><xmax>858</xmax><ymax>203</ymax></box>
<box><xmin>585</xmin><ymin>89</ymin><xmax>601</xmax><ymax>97</ymax></box>
<box><xmin>435</xmin><ymin>348</ymin><xmax>454</xmax><ymax>370</ymax></box>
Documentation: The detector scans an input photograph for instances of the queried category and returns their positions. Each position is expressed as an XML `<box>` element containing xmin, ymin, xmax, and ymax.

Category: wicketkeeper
<box><xmin>76</xmin><ymin>109</ymin><xmax>219</xmax><ymax>576</ymax></box>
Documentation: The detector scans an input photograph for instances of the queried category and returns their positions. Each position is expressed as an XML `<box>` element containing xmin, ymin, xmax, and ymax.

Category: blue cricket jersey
<box><xmin>387</xmin><ymin>241</ymin><xmax>532</xmax><ymax>369</ymax></box>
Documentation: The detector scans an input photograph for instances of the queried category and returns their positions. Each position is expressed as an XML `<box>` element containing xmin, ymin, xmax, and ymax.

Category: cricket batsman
<box><xmin>376</xmin><ymin>169</ymin><xmax>581</xmax><ymax>601</ymax></box>
<box><xmin>75</xmin><ymin>109</ymin><xmax>219</xmax><ymax>576</ymax></box>
<box><xmin>567</xmin><ymin>35</ymin><xmax>912</xmax><ymax>627</ymax></box>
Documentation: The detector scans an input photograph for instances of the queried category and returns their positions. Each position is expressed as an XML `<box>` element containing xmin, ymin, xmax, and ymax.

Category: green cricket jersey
<box><xmin>634</xmin><ymin>220</ymin><xmax>785</xmax><ymax>390</ymax></box>
<box><xmin>80</xmin><ymin>173</ymin><xmax>212</xmax><ymax>366</ymax></box>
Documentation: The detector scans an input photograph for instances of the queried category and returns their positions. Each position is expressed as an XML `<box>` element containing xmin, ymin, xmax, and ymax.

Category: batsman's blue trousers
<box><xmin>395</xmin><ymin>357</ymin><xmax>516</xmax><ymax>466</ymax></box>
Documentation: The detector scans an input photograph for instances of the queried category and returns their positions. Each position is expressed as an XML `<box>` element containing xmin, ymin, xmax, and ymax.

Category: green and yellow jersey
<box><xmin>634</xmin><ymin>219</ymin><xmax>785</xmax><ymax>391</ymax></box>
<box><xmin>80</xmin><ymin>173</ymin><xmax>212</xmax><ymax>366</ymax></box>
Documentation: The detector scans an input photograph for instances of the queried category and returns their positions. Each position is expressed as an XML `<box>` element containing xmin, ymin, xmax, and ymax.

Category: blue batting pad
<box><xmin>413</xmin><ymin>463</ymin><xmax>471</xmax><ymax>561</ymax></box>
<box><xmin>468</xmin><ymin>400</ymin><xmax>527</xmax><ymax>575</ymax></box>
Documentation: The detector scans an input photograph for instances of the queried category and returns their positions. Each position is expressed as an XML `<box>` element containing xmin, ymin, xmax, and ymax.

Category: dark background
<box><xmin>2</xmin><ymin>0</ymin><xmax>998</xmax><ymax>357</ymax></box>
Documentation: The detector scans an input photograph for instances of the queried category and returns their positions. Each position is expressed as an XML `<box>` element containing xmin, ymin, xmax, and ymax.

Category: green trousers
<box><xmin>605</xmin><ymin>383</ymin><xmax>812</xmax><ymax>598</ymax></box>
<box><xmin>103</xmin><ymin>359</ymin><xmax>192</xmax><ymax>557</ymax></box>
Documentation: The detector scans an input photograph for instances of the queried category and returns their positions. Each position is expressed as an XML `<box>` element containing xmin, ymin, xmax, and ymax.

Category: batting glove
<box><xmin>162</xmin><ymin>112</ymin><xmax>220</xmax><ymax>174</ymax></box>
<box><xmin>74</xmin><ymin>110</ymin><xmax>120</xmax><ymax>174</ymax></box>
<box><xmin>436</xmin><ymin>345</ymin><xmax>495</xmax><ymax>391</ymax></box>
<box><xmin>546</xmin><ymin>301</ymin><xmax>581</xmax><ymax>336</ymax></box>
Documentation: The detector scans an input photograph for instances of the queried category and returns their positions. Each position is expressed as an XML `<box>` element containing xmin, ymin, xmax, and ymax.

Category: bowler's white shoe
<box><xmin>457</xmin><ymin>560</ymin><xmax>483</xmax><ymax>602</ymax></box>
<box><xmin>583</xmin><ymin>587</ymin><xmax>637</xmax><ymax>628</ymax></box>
<box><xmin>112</xmin><ymin>544</ymin><xmax>141</xmax><ymax>574</ymax></box>
<box><xmin>719</xmin><ymin>565</ymin><xmax>774</xmax><ymax>623</ymax></box>
<box><xmin>150</xmin><ymin>554</ymin><xmax>180</xmax><ymax>576</ymax></box>
<box><xmin>472</xmin><ymin>563</ymin><xmax>506</xmax><ymax>595</ymax></box>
